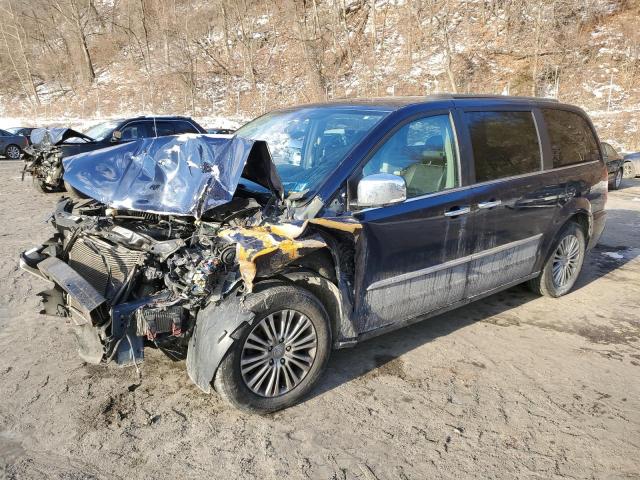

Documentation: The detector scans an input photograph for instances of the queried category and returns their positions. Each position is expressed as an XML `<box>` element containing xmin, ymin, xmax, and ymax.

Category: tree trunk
<box><xmin>5</xmin><ymin>1</ymin><xmax>40</xmax><ymax>105</ymax></box>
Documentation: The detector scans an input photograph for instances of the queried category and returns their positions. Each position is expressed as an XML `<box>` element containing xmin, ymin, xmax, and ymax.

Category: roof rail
<box><xmin>428</xmin><ymin>93</ymin><xmax>559</xmax><ymax>103</ymax></box>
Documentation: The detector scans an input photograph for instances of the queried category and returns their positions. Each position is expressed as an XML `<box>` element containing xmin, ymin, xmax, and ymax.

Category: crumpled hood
<box><xmin>30</xmin><ymin>128</ymin><xmax>93</xmax><ymax>149</ymax></box>
<box><xmin>62</xmin><ymin>134</ymin><xmax>284</xmax><ymax>218</ymax></box>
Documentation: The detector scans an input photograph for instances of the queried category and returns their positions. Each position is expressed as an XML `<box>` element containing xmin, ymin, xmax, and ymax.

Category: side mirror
<box><xmin>111</xmin><ymin>130</ymin><xmax>122</xmax><ymax>142</ymax></box>
<box><xmin>355</xmin><ymin>173</ymin><xmax>406</xmax><ymax>208</ymax></box>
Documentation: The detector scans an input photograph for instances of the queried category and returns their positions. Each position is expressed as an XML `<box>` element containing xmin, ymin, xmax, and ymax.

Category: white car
<box><xmin>623</xmin><ymin>152</ymin><xmax>640</xmax><ymax>178</ymax></box>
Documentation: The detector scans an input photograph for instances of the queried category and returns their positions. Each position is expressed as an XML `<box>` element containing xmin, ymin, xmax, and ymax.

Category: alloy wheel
<box><xmin>240</xmin><ymin>309</ymin><xmax>318</xmax><ymax>398</ymax></box>
<box><xmin>552</xmin><ymin>234</ymin><xmax>581</xmax><ymax>288</ymax></box>
<box><xmin>6</xmin><ymin>145</ymin><xmax>20</xmax><ymax>159</ymax></box>
<box><xmin>623</xmin><ymin>162</ymin><xmax>634</xmax><ymax>179</ymax></box>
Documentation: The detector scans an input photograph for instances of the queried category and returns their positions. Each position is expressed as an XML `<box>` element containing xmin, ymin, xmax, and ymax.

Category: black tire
<box><xmin>528</xmin><ymin>221</ymin><xmax>586</xmax><ymax>298</ymax></box>
<box><xmin>609</xmin><ymin>168</ymin><xmax>623</xmax><ymax>190</ymax></box>
<box><xmin>64</xmin><ymin>180</ymin><xmax>88</xmax><ymax>199</ymax></box>
<box><xmin>35</xmin><ymin>180</ymin><xmax>55</xmax><ymax>193</ymax></box>
<box><xmin>5</xmin><ymin>144</ymin><xmax>21</xmax><ymax>159</ymax></box>
<box><xmin>214</xmin><ymin>283</ymin><xmax>331</xmax><ymax>413</ymax></box>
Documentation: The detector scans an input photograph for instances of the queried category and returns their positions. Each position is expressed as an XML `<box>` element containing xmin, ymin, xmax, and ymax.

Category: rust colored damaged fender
<box><xmin>218</xmin><ymin>217</ymin><xmax>361</xmax><ymax>291</ymax></box>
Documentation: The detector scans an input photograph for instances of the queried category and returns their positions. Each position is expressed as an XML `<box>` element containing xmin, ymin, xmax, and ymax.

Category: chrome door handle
<box><xmin>444</xmin><ymin>206</ymin><xmax>471</xmax><ymax>217</ymax></box>
<box><xmin>477</xmin><ymin>200</ymin><xmax>502</xmax><ymax>209</ymax></box>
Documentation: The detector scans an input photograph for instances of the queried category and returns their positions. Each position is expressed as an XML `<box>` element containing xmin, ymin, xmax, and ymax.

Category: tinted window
<box><xmin>155</xmin><ymin>121</ymin><xmax>175</xmax><ymax>137</ymax></box>
<box><xmin>466</xmin><ymin>111</ymin><xmax>541</xmax><ymax>183</ymax></box>
<box><xmin>172</xmin><ymin>120</ymin><xmax>200</xmax><ymax>134</ymax></box>
<box><xmin>121</xmin><ymin>121</ymin><xmax>152</xmax><ymax>141</ymax></box>
<box><xmin>542</xmin><ymin>109</ymin><xmax>601</xmax><ymax>167</ymax></box>
<box><xmin>603</xmin><ymin>143</ymin><xmax>618</xmax><ymax>160</ymax></box>
<box><xmin>362</xmin><ymin>114</ymin><xmax>459</xmax><ymax>198</ymax></box>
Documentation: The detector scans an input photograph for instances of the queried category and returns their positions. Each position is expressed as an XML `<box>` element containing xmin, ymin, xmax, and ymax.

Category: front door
<box><xmin>350</xmin><ymin>112</ymin><xmax>473</xmax><ymax>334</ymax></box>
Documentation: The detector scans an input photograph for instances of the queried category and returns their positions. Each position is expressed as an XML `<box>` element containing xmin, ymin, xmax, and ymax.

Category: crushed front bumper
<box><xmin>20</xmin><ymin>245</ymin><xmax>144</xmax><ymax>365</ymax></box>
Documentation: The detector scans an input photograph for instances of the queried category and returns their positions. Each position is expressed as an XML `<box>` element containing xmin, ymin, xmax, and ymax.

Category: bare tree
<box><xmin>51</xmin><ymin>0</ymin><xmax>97</xmax><ymax>85</ymax></box>
<box><xmin>0</xmin><ymin>0</ymin><xmax>40</xmax><ymax>105</ymax></box>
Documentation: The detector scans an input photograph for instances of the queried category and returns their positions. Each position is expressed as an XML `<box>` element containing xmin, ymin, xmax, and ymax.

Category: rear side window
<box><xmin>603</xmin><ymin>143</ymin><xmax>618</xmax><ymax>160</ymax></box>
<box><xmin>542</xmin><ymin>109</ymin><xmax>601</xmax><ymax>167</ymax></box>
<box><xmin>466</xmin><ymin>111</ymin><xmax>541</xmax><ymax>183</ymax></box>
<box><xmin>172</xmin><ymin>120</ymin><xmax>200</xmax><ymax>134</ymax></box>
<box><xmin>155</xmin><ymin>121</ymin><xmax>175</xmax><ymax>137</ymax></box>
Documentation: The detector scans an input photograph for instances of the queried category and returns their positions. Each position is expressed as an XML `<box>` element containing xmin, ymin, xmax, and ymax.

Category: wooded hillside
<box><xmin>1</xmin><ymin>0</ymin><xmax>639</xmax><ymax>147</ymax></box>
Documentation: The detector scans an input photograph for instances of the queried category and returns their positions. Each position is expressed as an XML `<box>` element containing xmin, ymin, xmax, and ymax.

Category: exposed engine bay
<box><xmin>22</xmin><ymin>195</ymin><xmax>264</xmax><ymax>364</ymax></box>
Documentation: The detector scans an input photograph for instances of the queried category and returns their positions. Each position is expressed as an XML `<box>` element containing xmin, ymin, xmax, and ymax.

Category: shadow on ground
<box><xmin>308</xmin><ymin>209</ymin><xmax>640</xmax><ymax>401</ymax></box>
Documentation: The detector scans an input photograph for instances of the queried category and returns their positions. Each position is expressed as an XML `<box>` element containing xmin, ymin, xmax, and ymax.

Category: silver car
<box><xmin>623</xmin><ymin>152</ymin><xmax>640</xmax><ymax>178</ymax></box>
<box><xmin>0</xmin><ymin>128</ymin><xmax>29</xmax><ymax>159</ymax></box>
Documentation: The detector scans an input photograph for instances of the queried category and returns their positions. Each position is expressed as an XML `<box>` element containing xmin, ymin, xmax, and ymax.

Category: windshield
<box><xmin>235</xmin><ymin>107</ymin><xmax>389</xmax><ymax>195</ymax></box>
<box><xmin>68</xmin><ymin>121</ymin><xmax>118</xmax><ymax>143</ymax></box>
<box><xmin>6</xmin><ymin>127</ymin><xmax>20</xmax><ymax>134</ymax></box>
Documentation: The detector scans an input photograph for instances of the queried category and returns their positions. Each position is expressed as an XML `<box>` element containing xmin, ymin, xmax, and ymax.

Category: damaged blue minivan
<box><xmin>20</xmin><ymin>95</ymin><xmax>607</xmax><ymax>412</ymax></box>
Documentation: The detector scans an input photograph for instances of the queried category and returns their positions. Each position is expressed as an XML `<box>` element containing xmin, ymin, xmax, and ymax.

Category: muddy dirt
<box><xmin>1</xmin><ymin>160</ymin><xmax>639</xmax><ymax>479</ymax></box>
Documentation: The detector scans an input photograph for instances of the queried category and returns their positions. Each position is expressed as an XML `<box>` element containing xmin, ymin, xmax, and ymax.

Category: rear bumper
<box><xmin>588</xmin><ymin>210</ymin><xmax>606</xmax><ymax>250</ymax></box>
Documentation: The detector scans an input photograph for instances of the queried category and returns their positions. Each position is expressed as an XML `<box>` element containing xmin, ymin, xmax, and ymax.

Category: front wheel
<box><xmin>214</xmin><ymin>283</ymin><xmax>331</xmax><ymax>413</ymax></box>
<box><xmin>35</xmin><ymin>180</ymin><xmax>56</xmax><ymax>193</ymax></box>
<box><xmin>528</xmin><ymin>222</ymin><xmax>586</xmax><ymax>297</ymax></box>
<box><xmin>609</xmin><ymin>168</ymin><xmax>623</xmax><ymax>190</ymax></box>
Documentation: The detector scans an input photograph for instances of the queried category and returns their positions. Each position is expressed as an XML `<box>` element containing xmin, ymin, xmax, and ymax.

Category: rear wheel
<box><xmin>5</xmin><ymin>144</ymin><xmax>21</xmax><ymax>159</ymax></box>
<box><xmin>528</xmin><ymin>222</ymin><xmax>586</xmax><ymax>297</ymax></box>
<box><xmin>214</xmin><ymin>283</ymin><xmax>331</xmax><ymax>413</ymax></box>
<box><xmin>609</xmin><ymin>168</ymin><xmax>623</xmax><ymax>190</ymax></box>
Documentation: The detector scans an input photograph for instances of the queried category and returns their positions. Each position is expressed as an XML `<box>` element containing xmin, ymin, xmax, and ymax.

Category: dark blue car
<box><xmin>20</xmin><ymin>95</ymin><xmax>607</xmax><ymax>412</ymax></box>
<box><xmin>23</xmin><ymin>115</ymin><xmax>206</xmax><ymax>192</ymax></box>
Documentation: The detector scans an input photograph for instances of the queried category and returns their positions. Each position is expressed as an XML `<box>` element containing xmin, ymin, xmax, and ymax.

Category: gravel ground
<box><xmin>0</xmin><ymin>160</ymin><xmax>639</xmax><ymax>480</ymax></box>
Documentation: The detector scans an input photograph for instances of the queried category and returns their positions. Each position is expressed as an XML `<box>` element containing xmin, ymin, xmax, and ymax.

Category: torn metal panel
<box><xmin>30</xmin><ymin>127</ymin><xmax>93</xmax><ymax>148</ymax></box>
<box><xmin>63</xmin><ymin>135</ymin><xmax>283</xmax><ymax>218</ymax></box>
<box><xmin>219</xmin><ymin>217</ymin><xmax>362</xmax><ymax>292</ymax></box>
<box><xmin>218</xmin><ymin>225</ymin><xmax>325</xmax><ymax>290</ymax></box>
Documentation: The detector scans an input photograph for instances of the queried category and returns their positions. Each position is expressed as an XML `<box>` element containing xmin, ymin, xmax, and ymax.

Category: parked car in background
<box><xmin>601</xmin><ymin>142</ymin><xmax>625</xmax><ymax>190</ymax></box>
<box><xmin>206</xmin><ymin>127</ymin><xmax>235</xmax><ymax>134</ymax></box>
<box><xmin>623</xmin><ymin>152</ymin><xmax>640</xmax><ymax>178</ymax></box>
<box><xmin>20</xmin><ymin>95</ymin><xmax>607</xmax><ymax>412</ymax></box>
<box><xmin>23</xmin><ymin>116</ymin><xmax>206</xmax><ymax>192</ymax></box>
<box><xmin>7</xmin><ymin>127</ymin><xmax>37</xmax><ymax>145</ymax></box>
<box><xmin>0</xmin><ymin>128</ymin><xmax>29</xmax><ymax>159</ymax></box>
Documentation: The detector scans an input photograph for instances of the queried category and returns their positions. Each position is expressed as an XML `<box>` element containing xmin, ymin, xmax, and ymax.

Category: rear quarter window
<box><xmin>155</xmin><ymin>121</ymin><xmax>176</xmax><ymax>137</ymax></box>
<box><xmin>465</xmin><ymin>111</ymin><xmax>541</xmax><ymax>183</ymax></box>
<box><xmin>542</xmin><ymin>109</ymin><xmax>601</xmax><ymax>167</ymax></box>
<box><xmin>172</xmin><ymin>120</ymin><xmax>200</xmax><ymax>134</ymax></box>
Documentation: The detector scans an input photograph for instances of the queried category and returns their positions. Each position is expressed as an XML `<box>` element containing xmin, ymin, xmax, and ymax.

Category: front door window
<box><xmin>362</xmin><ymin>114</ymin><xmax>459</xmax><ymax>198</ymax></box>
